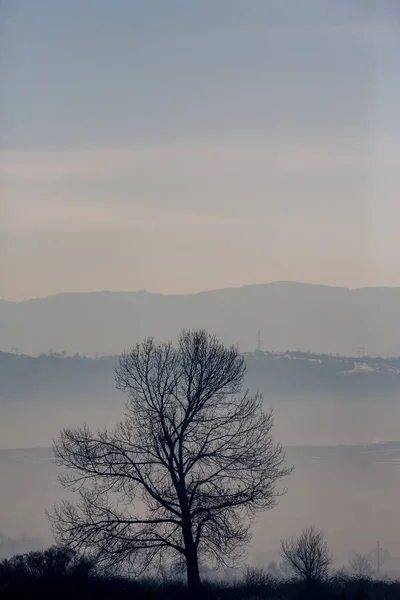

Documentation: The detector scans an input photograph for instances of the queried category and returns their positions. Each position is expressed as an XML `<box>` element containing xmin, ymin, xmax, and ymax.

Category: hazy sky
<box><xmin>1</xmin><ymin>0</ymin><xmax>399</xmax><ymax>300</ymax></box>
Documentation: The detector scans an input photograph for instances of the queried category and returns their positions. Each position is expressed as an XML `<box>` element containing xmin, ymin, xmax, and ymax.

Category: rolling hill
<box><xmin>1</xmin><ymin>282</ymin><xmax>400</xmax><ymax>356</ymax></box>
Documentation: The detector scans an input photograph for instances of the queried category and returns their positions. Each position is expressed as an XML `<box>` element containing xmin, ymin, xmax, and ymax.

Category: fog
<box><xmin>4</xmin><ymin>393</ymin><xmax>400</xmax><ymax>450</ymax></box>
<box><xmin>1</xmin><ymin>351</ymin><xmax>400</xmax><ymax>573</ymax></box>
<box><xmin>2</xmin><ymin>352</ymin><xmax>400</xmax><ymax>448</ymax></box>
<box><xmin>2</xmin><ymin>444</ymin><xmax>400</xmax><ymax>574</ymax></box>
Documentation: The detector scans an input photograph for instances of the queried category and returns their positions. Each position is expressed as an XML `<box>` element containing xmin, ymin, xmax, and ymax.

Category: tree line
<box><xmin>1</xmin><ymin>539</ymin><xmax>399</xmax><ymax>599</ymax></box>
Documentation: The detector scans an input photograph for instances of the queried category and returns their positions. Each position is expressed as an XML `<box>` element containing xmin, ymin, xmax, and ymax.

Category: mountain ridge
<box><xmin>3</xmin><ymin>280</ymin><xmax>400</xmax><ymax>304</ymax></box>
<box><xmin>1</xmin><ymin>281</ymin><xmax>400</xmax><ymax>356</ymax></box>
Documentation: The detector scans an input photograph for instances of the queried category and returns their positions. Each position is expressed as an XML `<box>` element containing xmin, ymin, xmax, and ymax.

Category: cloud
<box><xmin>2</xmin><ymin>139</ymin><xmax>399</xmax><ymax>233</ymax></box>
<box><xmin>0</xmin><ymin>143</ymin><xmax>371</xmax><ymax>182</ymax></box>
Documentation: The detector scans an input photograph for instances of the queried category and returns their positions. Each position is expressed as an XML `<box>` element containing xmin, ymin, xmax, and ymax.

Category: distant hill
<box><xmin>2</xmin><ymin>350</ymin><xmax>400</xmax><ymax>448</ymax></box>
<box><xmin>1</xmin><ymin>281</ymin><xmax>400</xmax><ymax>356</ymax></box>
<box><xmin>2</xmin><ymin>350</ymin><xmax>400</xmax><ymax>404</ymax></box>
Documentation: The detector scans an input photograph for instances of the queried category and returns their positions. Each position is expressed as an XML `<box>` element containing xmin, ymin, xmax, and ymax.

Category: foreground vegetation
<box><xmin>0</xmin><ymin>546</ymin><xmax>399</xmax><ymax>600</ymax></box>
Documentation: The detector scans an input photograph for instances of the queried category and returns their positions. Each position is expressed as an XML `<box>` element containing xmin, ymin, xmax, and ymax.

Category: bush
<box><xmin>1</xmin><ymin>546</ymin><xmax>400</xmax><ymax>599</ymax></box>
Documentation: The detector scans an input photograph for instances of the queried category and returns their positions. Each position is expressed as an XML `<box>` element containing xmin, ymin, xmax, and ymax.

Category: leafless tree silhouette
<box><xmin>49</xmin><ymin>330</ymin><xmax>291</xmax><ymax>598</ymax></box>
<box><xmin>280</xmin><ymin>526</ymin><xmax>332</xmax><ymax>585</ymax></box>
<box><xmin>349</xmin><ymin>553</ymin><xmax>374</xmax><ymax>580</ymax></box>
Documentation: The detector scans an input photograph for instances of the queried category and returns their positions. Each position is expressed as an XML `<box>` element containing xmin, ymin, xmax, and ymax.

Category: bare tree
<box><xmin>349</xmin><ymin>553</ymin><xmax>373</xmax><ymax>580</ymax></box>
<box><xmin>49</xmin><ymin>330</ymin><xmax>291</xmax><ymax>598</ymax></box>
<box><xmin>280</xmin><ymin>526</ymin><xmax>332</xmax><ymax>585</ymax></box>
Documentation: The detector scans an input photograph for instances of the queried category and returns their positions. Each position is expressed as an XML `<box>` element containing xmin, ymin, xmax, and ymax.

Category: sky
<box><xmin>1</xmin><ymin>0</ymin><xmax>400</xmax><ymax>301</ymax></box>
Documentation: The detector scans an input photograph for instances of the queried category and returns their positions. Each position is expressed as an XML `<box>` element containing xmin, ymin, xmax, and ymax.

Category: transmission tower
<box><xmin>257</xmin><ymin>330</ymin><xmax>261</xmax><ymax>352</ymax></box>
<box><xmin>377</xmin><ymin>541</ymin><xmax>381</xmax><ymax>577</ymax></box>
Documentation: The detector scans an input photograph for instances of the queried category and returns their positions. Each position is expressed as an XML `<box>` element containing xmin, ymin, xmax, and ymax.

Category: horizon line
<box><xmin>2</xmin><ymin>280</ymin><xmax>400</xmax><ymax>303</ymax></box>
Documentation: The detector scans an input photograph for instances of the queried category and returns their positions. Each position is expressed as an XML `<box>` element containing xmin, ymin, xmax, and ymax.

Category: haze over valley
<box><xmin>2</xmin><ymin>1</ymin><xmax>400</xmax><ymax>596</ymax></box>
<box><xmin>2</xmin><ymin>326</ymin><xmax>400</xmax><ymax>570</ymax></box>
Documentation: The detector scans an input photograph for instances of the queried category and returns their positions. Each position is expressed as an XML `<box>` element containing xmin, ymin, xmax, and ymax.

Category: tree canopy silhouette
<box><xmin>50</xmin><ymin>330</ymin><xmax>291</xmax><ymax>597</ymax></box>
<box><xmin>280</xmin><ymin>526</ymin><xmax>332</xmax><ymax>585</ymax></box>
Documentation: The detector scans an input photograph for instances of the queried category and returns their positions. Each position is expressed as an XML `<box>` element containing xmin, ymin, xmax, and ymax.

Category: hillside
<box><xmin>2</xmin><ymin>350</ymin><xmax>400</xmax><ymax>402</ymax></box>
<box><xmin>2</xmin><ymin>350</ymin><xmax>400</xmax><ymax>448</ymax></box>
<box><xmin>1</xmin><ymin>282</ymin><xmax>400</xmax><ymax>356</ymax></box>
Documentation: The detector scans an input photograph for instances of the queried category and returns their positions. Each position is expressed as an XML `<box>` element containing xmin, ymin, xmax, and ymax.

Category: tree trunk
<box><xmin>182</xmin><ymin>523</ymin><xmax>203</xmax><ymax>599</ymax></box>
<box><xmin>186</xmin><ymin>544</ymin><xmax>203</xmax><ymax>598</ymax></box>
